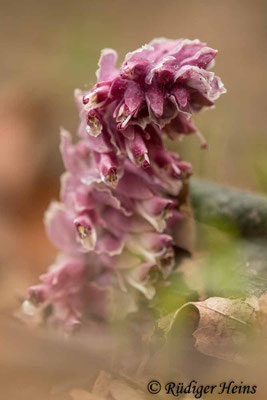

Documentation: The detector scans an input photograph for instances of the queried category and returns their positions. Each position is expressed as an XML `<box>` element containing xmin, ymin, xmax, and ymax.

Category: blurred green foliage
<box><xmin>151</xmin><ymin>272</ymin><xmax>199</xmax><ymax>317</ymax></box>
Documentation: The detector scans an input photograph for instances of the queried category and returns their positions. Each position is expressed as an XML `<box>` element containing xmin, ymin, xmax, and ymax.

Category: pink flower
<box><xmin>78</xmin><ymin>38</ymin><xmax>225</xmax><ymax>139</ymax></box>
<box><xmin>23</xmin><ymin>255</ymin><xmax>111</xmax><ymax>330</ymax></box>
<box><xmin>24</xmin><ymin>38</ymin><xmax>225</xmax><ymax>329</ymax></box>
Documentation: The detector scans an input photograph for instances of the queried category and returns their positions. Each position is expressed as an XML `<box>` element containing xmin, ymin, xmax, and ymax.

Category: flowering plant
<box><xmin>23</xmin><ymin>38</ymin><xmax>225</xmax><ymax>330</ymax></box>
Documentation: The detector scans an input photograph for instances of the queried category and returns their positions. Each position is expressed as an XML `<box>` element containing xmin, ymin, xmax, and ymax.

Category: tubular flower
<box><xmin>23</xmin><ymin>255</ymin><xmax>112</xmax><ymax>330</ymax></box>
<box><xmin>24</xmin><ymin>38</ymin><xmax>225</xmax><ymax>330</ymax></box>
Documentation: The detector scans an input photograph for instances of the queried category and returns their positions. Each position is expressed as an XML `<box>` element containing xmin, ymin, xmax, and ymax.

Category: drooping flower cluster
<box><xmin>23</xmin><ymin>38</ymin><xmax>225</xmax><ymax>330</ymax></box>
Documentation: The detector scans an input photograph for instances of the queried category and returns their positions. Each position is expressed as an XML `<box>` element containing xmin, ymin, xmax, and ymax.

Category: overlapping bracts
<box><xmin>24</xmin><ymin>38</ymin><xmax>225</xmax><ymax>329</ymax></box>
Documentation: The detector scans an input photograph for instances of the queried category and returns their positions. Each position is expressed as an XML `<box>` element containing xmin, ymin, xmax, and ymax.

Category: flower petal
<box><xmin>44</xmin><ymin>202</ymin><xmax>82</xmax><ymax>254</ymax></box>
<box><xmin>96</xmin><ymin>48</ymin><xmax>118</xmax><ymax>82</ymax></box>
<box><xmin>145</xmin><ymin>83</ymin><xmax>164</xmax><ymax>117</ymax></box>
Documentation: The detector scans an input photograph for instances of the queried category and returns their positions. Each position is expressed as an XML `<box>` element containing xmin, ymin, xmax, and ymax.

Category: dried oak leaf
<box><xmin>163</xmin><ymin>296</ymin><xmax>259</xmax><ymax>363</ymax></box>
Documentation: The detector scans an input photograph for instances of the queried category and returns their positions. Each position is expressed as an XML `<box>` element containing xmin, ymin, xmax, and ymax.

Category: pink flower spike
<box><xmin>24</xmin><ymin>37</ymin><xmax>226</xmax><ymax>329</ymax></box>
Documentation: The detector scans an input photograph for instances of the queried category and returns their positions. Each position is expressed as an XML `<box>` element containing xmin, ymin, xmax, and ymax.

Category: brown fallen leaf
<box><xmin>69</xmin><ymin>371</ymin><xmax>149</xmax><ymax>400</ymax></box>
<box><xmin>91</xmin><ymin>370</ymin><xmax>113</xmax><ymax>398</ymax></box>
<box><xmin>164</xmin><ymin>296</ymin><xmax>259</xmax><ymax>363</ymax></box>
<box><xmin>110</xmin><ymin>380</ymin><xmax>147</xmax><ymax>400</ymax></box>
<box><xmin>70</xmin><ymin>388</ymin><xmax>103</xmax><ymax>400</ymax></box>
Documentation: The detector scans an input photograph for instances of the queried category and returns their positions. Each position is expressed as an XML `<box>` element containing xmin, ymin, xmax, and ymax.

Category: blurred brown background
<box><xmin>0</xmin><ymin>0</ymin><xmax>267</xmax><ymax>310</ymax></box>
